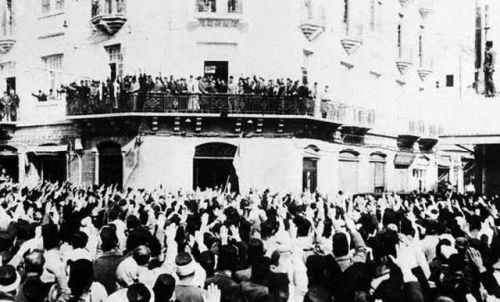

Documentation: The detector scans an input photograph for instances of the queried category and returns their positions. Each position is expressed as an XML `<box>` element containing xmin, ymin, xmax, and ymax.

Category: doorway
<box><xmin>193</xmin><ymin>143</ymin><xmax>239</xmax><ymax>192</ymax></box>
<box><xmin>302</xmin><ymin>158</ymin><xmax>317</xmax><ymax>193</ymax></box>
<box><xmin>38</xmin><ymin>154</ymin><xmax>66</xmax><ymax>183</ymax></box>
<box><xmin>6</xmin><ymin>77</ymin><xmax>15</xmax><ymax>93</ymax></box>
<box><xmin>204</xmin><ymin>61</ymin><xmax>229</xmax><ymax>82</ymax></box>
<box><xmin>0</xmin><ymin>146</ymin><xmax>18</xmax><ymax>181</ymax></box>
<box><xmin>98</xmin><ymin>142</ymin><xmax>123</xmax><ymax>188</ymax></box>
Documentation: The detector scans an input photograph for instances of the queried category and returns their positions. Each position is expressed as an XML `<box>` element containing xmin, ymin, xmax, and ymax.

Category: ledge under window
<box><xmin>38</xmin><ymin>11</ymin><xmax>65</xmax><ymax>20</ymax></box>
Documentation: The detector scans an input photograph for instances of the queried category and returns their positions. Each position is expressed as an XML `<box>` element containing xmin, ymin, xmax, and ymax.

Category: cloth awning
<box><xmin>28</xmin><ymin>145</ymin><xmax>68</xmax><ymax>155</ymax></box>
<box><xmin>394</xmin><ymin>152</ymin><xmax>416</xmax><ymax>167</ymax></box>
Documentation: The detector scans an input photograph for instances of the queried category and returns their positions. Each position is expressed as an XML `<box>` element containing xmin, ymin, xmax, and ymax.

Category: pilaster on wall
<box><xmin>357</xmin><ymin>152</ymin><xmax>370</xmax><ymax>193</ymax></box>
<box><xmin>385</xmin><ymin>153</ymin><xmax>396</xmax><ymax>192</ymax></box>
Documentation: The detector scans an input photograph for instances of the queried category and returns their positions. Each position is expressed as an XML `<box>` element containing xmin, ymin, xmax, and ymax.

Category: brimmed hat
<box><xmin>0</xmin><ymin>265</ymin><xmax>20</xmax><ymax>293</ymax></box>
<box><xmin>175</xmin><ymin>253</ymin><xmax>195</xmax><ymax>277</ymax></box>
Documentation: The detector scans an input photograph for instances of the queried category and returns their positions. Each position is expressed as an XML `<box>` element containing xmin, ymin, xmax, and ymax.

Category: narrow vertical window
<box><xmin>56</xmin><ymin>0</ymin><xmax>64</xmax><ymax>10</ymax></box>
<box><xmin>418</xmin><ymin>34</ymin><xmax>423</xmax><ymax>66</ymax></box>
<box><xmin>397</xmin><ymin>24</ymin><xmax>402</xmax><ymax>58</ymax></box>
<box><xmin>370</xmin><ymin>0</ymin><xmax>375</xmax><ymax>31</ymax></box>
<box><xmin>343</xmin><ymin>0</ymin><xmax>349</xmax><ymax>34</ymax></box>
<box><xmin>42</xmin><ymin>0</ymin><xmax>51</xmax><ymax>14</ymax></box>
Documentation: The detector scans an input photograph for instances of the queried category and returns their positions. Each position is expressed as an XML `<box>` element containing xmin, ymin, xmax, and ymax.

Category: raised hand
<box><xmin>204</xmin><ymin>283</ymin><xmax>221</xmax><ymax>302</ymax></box>
<box><xmin>468</xmin><ymin>248</ymin><xmax>486</xmax><ymax>273</ymax></box>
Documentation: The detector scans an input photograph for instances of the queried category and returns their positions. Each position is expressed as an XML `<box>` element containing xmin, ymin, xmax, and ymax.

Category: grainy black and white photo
<box><xmin>0</xmin><ymin>0</ymin><xmax>498</xmax><ymax>302</ymax></box>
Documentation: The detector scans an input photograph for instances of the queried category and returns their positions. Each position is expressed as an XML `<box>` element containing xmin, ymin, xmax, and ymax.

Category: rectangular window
<box><xmin>228</xmin><ymin>0</ymin><xmax>241</xmax><ymax>13</ymax></box>
<box><xmin>42</xmin><ymin>54</ymin><xmax>63</xmax><ymax>91</ymax></box>
<box><xmin>42</xmin><ymin>0</ymin><xmax>51</xmax><ymax>13</ymax></box>
<box><xmin>418</xmin><ymin>34</ymin><xmax>423</xmax><ymax>67</ymax></box>
<box><xmin>55</xmin><ymin>0</ymin><xmax>64</xmax><ymax>10</ymax></box>
<box><xmin>343</xmin><ymin>0</ymin><xmax>349</xmax><ymax>34</ymax></box>
<box><xmin>446</xmin><ymin>74</ymin><xmax>454</xmax><ymax>87</ymax></box>
<box><xmin>105</xmin><ymin>44</ymin><xmax>123</xmax><ymax>80</ymax></box>
<box><xmin>370</xmin><ymin>0</ymin><xmax>375</xmax><ymax>31</ymax></box>
<box><xmin>397</xmin><ymin>24</ymin><xmax>402</xmax><ymax>58</ymax></box>
<box><xmin>197</xmin><ymin>0</ymin><xmax>216</xmax><ymax>12</ymax></box>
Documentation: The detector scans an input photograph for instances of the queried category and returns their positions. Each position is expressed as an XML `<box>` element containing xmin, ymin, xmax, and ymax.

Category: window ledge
<box><xmin>194</xmin><ymin>12</ymin><xmax>243</xmax><ymax>20</ymax></box>
<box><xmin>38</xmin><ymin>11</ymin><xmax>65</xmax><ymax>20</ymax></box>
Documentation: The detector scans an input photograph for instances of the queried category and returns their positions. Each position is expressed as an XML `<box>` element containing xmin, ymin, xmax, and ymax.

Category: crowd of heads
<box><xmin>55</xmin><ymin>74</ymin><xmax>326</xmax><ymax>104</ymax></box>
<box><xmin>1</xmin><ymin>180</ymin><xmax>498</xmax><ymax>302</ymax></box>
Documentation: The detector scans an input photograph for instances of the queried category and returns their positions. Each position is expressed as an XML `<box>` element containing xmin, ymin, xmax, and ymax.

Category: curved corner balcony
<box><xmin>340</xmin><ymin>25</ymin><xmax>363</xmax><ymax>55</ymax></box>
<box><xmin>419</xmin><ymin>0</ymin><xmax>433</xmax><ymax>20</ymax></box>
<box><xmin>417</xmin><ymin>68</ymin><xmax>432</xmax><ymax>81</ymax></box>
<box><xmin>0</xmin><ymin>37</ymin><xmax>15</xmax><ymax>54</ymax></box>
<box><xmin>300</xmin><ymin>20</ymin><xmax>325</xmax><ymax>42</ymax></box>
<box><xmin>396</xmin><ymin>60</ymin><xmax>413</xmax><ymax>75</ymax></box>
<box><xmin>66</xmin><ymin>93</ymin><xmax>375</xmax><ymax>131</ymax></box>
<box><xmin>418</xmin><ymin>125</ymin><xmax>440</xmax><ymax>151</ymax></box>
<box><xmin>398</xmin><ymin>120</ymin><xmax>423</xmax><ymax>149</ymax></box>
<box><xmin>0</xmin><ymin>28</ymin><xmax>15</xmax><ymax>54</ymax></box>
<box><xmin>399</xmin><ymin>0</ymin><xmax>413</xmax><ymax>7</ymax></box>
<box><xmin>91</xmin><ymin>0</ymin><xmax>127</xmax><ymax>35</ymax></box>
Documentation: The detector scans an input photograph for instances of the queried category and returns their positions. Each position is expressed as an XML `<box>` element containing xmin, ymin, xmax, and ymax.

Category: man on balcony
<box><xmin>484</xmin><ymin>41</ymin><xmax>496</xmax><ymax>98</ymax></box>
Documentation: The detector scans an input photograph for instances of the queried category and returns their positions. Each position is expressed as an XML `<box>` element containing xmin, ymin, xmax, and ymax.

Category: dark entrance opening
<box><xmin>0</xmin><ymin>146</ymin><xmax>18</xmax><ymax>181</ymax></box>
<box><xmin>204</xmin><ymin>61</ymin><xmax>229</xmax><ymax>82</ymax></box>
<box><xmin>302</xmin><ymin>158</ymin><xmax>318</xmax><ymax>193</ymax></box>
<box><xmin>38</xmin><ymin>154</ymin><xmax>66</xmax><ymax>183</ymax></box>
<box><xmin>109</xmin><ymin>63</ymin><xmax>117</xmax><ymax>81</ymax></box>
<box><xmin>193</xmin><ymin>143</ymin><xmax>239</xmax><ymax>192</ymax></box>
<box><xmin>6</xmin><ymin>77</ymin><xmax>15</xmax><ymax>93</ymax></box>
<box><xmin>98</xmin><ymin>142</ymin><xmax>123</xmax><ymax>188</ymax></box>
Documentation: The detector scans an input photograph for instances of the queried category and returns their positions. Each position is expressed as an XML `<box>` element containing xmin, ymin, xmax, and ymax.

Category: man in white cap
<box><xmin>174</xmin><ymin>253</ymin><xmax>204</xmax><ymax>302</ymax></box>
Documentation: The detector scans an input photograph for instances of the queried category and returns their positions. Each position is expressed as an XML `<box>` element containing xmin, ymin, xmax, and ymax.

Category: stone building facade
<box><xmin>0</xmin><ymin>0</ymin><xmax>473</xmax><ymax>194</ymax></box>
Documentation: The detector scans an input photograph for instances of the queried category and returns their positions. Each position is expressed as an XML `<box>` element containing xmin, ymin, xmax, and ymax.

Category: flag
<box><xmin>233</xmin><ymin>144</ymin><xmax>242</xmax><ymax>177</ymax></box>
<box><xmin>232</xmin><ymin>132</ymin><xmax>243</xmax><ymax>177</ymax></box>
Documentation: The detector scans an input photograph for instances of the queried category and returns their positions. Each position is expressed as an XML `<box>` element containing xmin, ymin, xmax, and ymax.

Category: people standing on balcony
<box><xmin>8</xmin><ymin>89</ymin><xmax>18</xmax><ymax>122</ymax></box>
<box><xmin>228</xmin><ymin>76</ymin><xmax>238</xmax><ymax>94</ymax></box>
<box><xmin>32</xmin><ymin>90</ymin><xmax>47</xmax><ymax>102</ymax></box>
<box><xmin>113</xmin><ymin>78</ymin><xmax>120</xmax><ymax>110</ymax></box>
<box><xmin>484</xmin><ymin>41</ymin><xmax>496</xmax><ymax>98</ymax></box>
<box><xmin>2</xmin><ymin>91</ymin><xmax>12</xmax><ymax>122</ymax></box>
<box><xmin>320</xmin><ymin>85</ymin><xmax>331</xmax><ymax>118</ymax></box>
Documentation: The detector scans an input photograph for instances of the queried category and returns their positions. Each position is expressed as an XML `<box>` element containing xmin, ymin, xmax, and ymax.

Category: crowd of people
<box><xmin>52</xmin><ymin>74</ymin><xmax>331</xmax><ymax>116</ymax></box>
<box><xmin>0</xmin><ymin>179</ymin><xmax>499</xmax><ymax>302</ymax></box>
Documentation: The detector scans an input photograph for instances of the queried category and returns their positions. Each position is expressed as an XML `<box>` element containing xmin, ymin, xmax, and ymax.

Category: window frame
<box><xmin>42</xmin><ymin>0</ymin><xmax>51</xmax><ymax>14</ymax></box>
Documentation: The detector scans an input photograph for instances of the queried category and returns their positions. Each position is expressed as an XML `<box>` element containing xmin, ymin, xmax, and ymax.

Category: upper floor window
<box><xmin>92</xmin><ymin>0</ymin><xmax>126</xmax><ymax>17</ymax></box>
<box><xmin>227</xmin><ymin>0</ymin><xmax>241</xmax><ymax>13</ymax></box>
<box><xmin>446</xmin><ymin>74</ymin><xmax>454</xmax><ymax>87</ymax></box>
<box><xmin>343</xmin><ymin>0</ymin><xmax>349</xmax><ymax>34</ymax></box>
<box><xmin>197</xmin><ymin>0</ymin><xmax>216</xmax><ymax>13</ymax></box>
<box><xmin>105</xmin><ymin>44</ymin><xmax>123</xmax><ymax>80</ymax></box>
<box><xmin>397</xmin><ymin>23</ymin><xmax>402</xmax><ymax>57</ymax></box>
<box><xmin>370</xmin><ymin>0</ymin><xmax>375</xmax><ymax>31</ymax></box>
<box><xmin>42</xmin><ymin>54</ymin><xmax>63</xmax><ymax>91</ymax></box>
<box><xmin>418</xmin><ymin>34</ymin><xmax>423</xmax><ymax>66</ymax></box>
<box><xmin>42</xmin><ymin>0</ymin><xmax>50</xmax><ymax>13</ymax></box>
<box><xmin>55</xmin><ymin>0</ymin><xmax>64</xmax><ymax>10</ymax></box>
<box><xmin>42</xmin><ymin>0</ymin><xmax>65</xmax><ymax>14</ymax></box>
<box><xmin>1</xmin><ymin>0</ymin><xmax>14</xmax><ymax>36</ymax></box>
